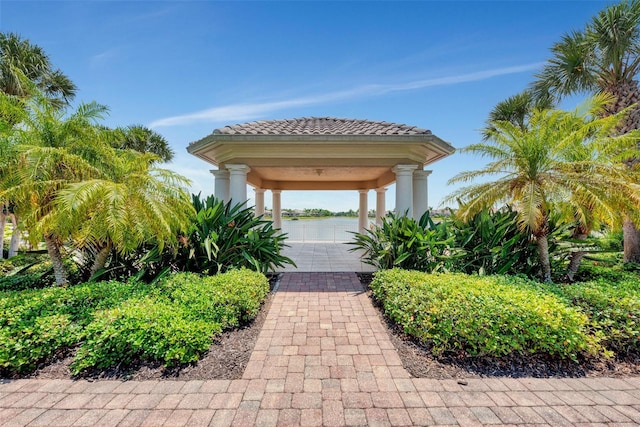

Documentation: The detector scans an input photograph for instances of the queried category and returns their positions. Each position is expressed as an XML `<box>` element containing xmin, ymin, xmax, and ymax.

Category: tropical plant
<box><xmin>483</xmin><ymin>91</ymin><xmax>627</xmax><ymax>280</ymax></box>
<box><xmin>348</xmin><ymin>211</ymin><xmax>457</xmax><ymax>272</ymax></box>
<box><xmin>0</xmin><ymin>32</ymin><xmax>76</xmax><ymax>109</ymax></box>
<box><xmin>482</xmin><ymin>90</ymin><xmax>554</xmax><ymax>140</ymax></box>
<box><xmin>0</xmin><ymin>89</ymin><xmax>108</xmax><ymax>285</ymax></box>
<box><xmin>106</xmin><ymin>125</ymin><xmax>174</xmax><ymax>162</ymax></box>
<box><xmin>532</xmin><ymin>0</ymin><xmax>640</xmax><ymax>263</ymax></box>
<box><xmin>179</xmin><ymin>195</ymin><xmax>295</xmax><ymax>274</ymax></box>
<box><xmin>55</xmin><ymin>149</ymin><xmax>194</xmax><ymax>278</ymax></box>
<box><xmin>448</xmin><ymin>97</ymin><xmax>640</xmax><ymax>282</ymax></box>
<box><xmin>448</xmin><ymin>206</ymin><xmax>539</xmax><ymax>276</ymax></box>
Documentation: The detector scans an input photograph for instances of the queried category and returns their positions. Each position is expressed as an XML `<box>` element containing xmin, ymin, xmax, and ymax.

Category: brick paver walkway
<box><xmin>2</xmin><ymin>272</ymin><xmax>640</xmax><ymax>426</ymax></box>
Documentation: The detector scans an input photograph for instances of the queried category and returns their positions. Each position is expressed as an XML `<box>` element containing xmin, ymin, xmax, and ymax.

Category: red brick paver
<box><xmin>1</xmin><ymin>272</ymin><xmax>639</xmax><ymax>425</ymax></box>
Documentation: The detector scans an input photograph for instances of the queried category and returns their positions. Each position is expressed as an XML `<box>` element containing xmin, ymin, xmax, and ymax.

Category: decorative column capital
<box><xmin>226</xmin><ymin>164</ymin><xmax>251</xmax><ymax>174</ymax></box>
<box><xmin>254</xmin><ymin>188</ymin><xmax>266</xmax><ymax>194</ymax></box>
<box><xmin>210</xmin><ymin>169</ymin><xmax>229</xmax><ymax>178</ymax></box>
<box><xmin>358</xmin><ymin>189</ymin><xmax>369</xmax><ymax>195</ymax></box>
<box><xmin>375</xmin><ymin>187</ymin><xmax>387</xmax><ymax>193</ymax></box>
<box><xmin>392</xmin><ymin>164</ymin><xmax>419</xmax><ymax>175</ymax></box>
<box><xmin>271</xmin><ymin>189</ymin><xmax>282</xmax><ymax>195</ymax></box>
<box><xmin>414</xmin><ymin>169</ymin><xmax>432</xmax><ymax>178</ymax></box>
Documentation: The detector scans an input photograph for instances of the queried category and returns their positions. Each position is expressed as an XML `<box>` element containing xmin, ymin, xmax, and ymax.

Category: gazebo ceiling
<box><xmin>187</xmin><ymin>117</ymin><xmax>455</xmax><ymax>190</ymax></box>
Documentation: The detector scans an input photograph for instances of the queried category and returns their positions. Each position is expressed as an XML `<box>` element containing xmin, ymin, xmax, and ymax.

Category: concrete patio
<box><xmin>277</xmin><ymin>243</ymin><xmax>375</xmax><ymax>273</ymax></box>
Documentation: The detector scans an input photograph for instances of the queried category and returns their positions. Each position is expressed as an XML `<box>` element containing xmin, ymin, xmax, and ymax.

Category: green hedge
<box><xmin>370</xmin><ymin>269</ymin><xmax>598</xmax><ymax>359</ymax></box>
<box><xmin>0</xmin><ymin>279</ymin><xmax>150</xmax><ymax>373</ymax></box>
<box><xmin>71</xmin><ymin>270</ymin><xmax>268</xmax><ymax>373</ymax></box>
<box><xmin>546</xmin><ymin>277</ymin><xmax>640</xmax><ymax>356</ymax></box>
<box><xmin>0</xmin><ymin>269</ymin><xmax>269</xmax><ymax>375</ymax></box>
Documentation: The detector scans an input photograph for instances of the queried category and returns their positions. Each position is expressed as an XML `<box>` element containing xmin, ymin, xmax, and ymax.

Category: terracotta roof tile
<box><xmin>212</xmin><ymin>117</ymin><xmax>432</xmax><ymax>136</ymax></box>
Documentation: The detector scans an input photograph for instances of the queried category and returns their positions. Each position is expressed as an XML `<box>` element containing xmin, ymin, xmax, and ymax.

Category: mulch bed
<box><xmin>357</xmin><ymin>272</ymin><xmax>640</xmax><ymax>379</ymax></box>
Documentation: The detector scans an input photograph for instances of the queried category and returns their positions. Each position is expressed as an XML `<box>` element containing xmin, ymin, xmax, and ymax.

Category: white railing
<box><xmin>280</xmin><ymin>221</ymin><xmax>360</xmax><ymax>243</ymax></box>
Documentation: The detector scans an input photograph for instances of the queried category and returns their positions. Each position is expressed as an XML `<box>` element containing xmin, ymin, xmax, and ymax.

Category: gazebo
<box><xmin>187</xmin><ymin>117</ymin><xmax>455</xmax><ymax>232</ymax></box>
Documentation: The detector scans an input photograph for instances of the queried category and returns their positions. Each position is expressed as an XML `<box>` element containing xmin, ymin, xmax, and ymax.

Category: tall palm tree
<box><xmin>54</xmin><ymin>150</ymin><xmax>193</xmax><ymax>277</ymax></box>
<box><xmin>532</xmin><ymin>0</ymin><xmax>640</xmax><ymax>262</ymax></box>
<box><xmin>0</xmin><ymin>90</ymin><xmax>108</xmax><ymax>285</ymax></box>
<box><xmin>0</xmin><ymin>32</ymin><xmax>76</xmax><ymax>108</ymax></box>
<box><xmin>447</xmin><ymin>97</ymin><xmax>640</xmax><ymax>282</ymax></box>
<box><xmin>107</xmin><ymin>125</ymin><xmax>174</xmax><ymax>162</ymax></box>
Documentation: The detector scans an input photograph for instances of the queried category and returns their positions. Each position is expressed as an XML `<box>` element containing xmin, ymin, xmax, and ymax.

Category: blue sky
<box><xmin>2</xmin><ymin>1</ymin><xmax>608</xmax><ymax>212</ymax></box>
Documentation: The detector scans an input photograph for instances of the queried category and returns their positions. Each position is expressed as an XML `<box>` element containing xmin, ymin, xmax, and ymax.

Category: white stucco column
<box><xmin>392</xmin><ymin>164</ymin><xmax>418</xmax><ymax>217</ymax></box>
<box><xmin>375</xmin><ymin>187</ymin><xmax>387</xmax><ymax>226</ymax></box>
<box><xmin>226</xmin><ymin>164</ymin><xmax>251</xmax><ymax>206</ymax></box>
<box><xmin>413</xmin><ymin>170</ymin><xmax>432</xmax><ymax>221</ymax></box>
<box><xmin>254</xmin><ymin>188</ymin><xmax>266</xmax><ymax>217</ymax></box>
<box><xmin>210</xmin><ymin>169</ymin><xmax>230</xmax><ymax>203</ymax></box>
<box><xmin>358</xmin><ymin>190</ymin><xmax>369</xmax><ymax>233</ymax></box>
<box><xmin>272</xmin><ymin>190</ymin><xmax>282</xmax><ymax>229</ymax></box>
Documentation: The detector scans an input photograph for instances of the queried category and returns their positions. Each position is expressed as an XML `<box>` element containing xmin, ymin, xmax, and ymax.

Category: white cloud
<box><xmin>149</xmin><ymin>62</ymin><xmax>542</xmax><ymax>128</ymax></box>
<box><xmin>89</xmin><ymin>48</ymin><xmax>120</xmax><ymax>67</ymax></box>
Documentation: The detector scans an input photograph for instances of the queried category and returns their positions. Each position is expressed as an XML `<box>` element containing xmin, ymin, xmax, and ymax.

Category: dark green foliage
<box><xmin>348</xmin><ymin>211</ymin><xmax>457</xmax><ymax>272</ymax></box>
<box><xmin>370</xmin><ymin>269</ymin><xmax>598</xmax><ymax>359</ymax></box>
<box><xmin>448</xmin><ymin>207</ymin><xmax>538</xmax><ymax>275</ymax></box>
<box><xmin>179</xmin><ymin>195</ymin><xmax>295</xmax><ymax>274</ymax></box>
<box><xmin>72</xmin><ymin>270</ymin><xmax>268</xmax><ymax>373</ymax></box>
<box><xmin>544</xmin><ymin>273</ymin><xmax>640</xmax><ymax>356</ymax></box>
<box><xmin>0</xmin><ymin>269</ymin><xmax>269</xmax><ymax>375</ymax></box>
<box><xmin>0</xmin><ymin>279</ymin><xmax>149</xmax><ymax>373</ymax></box>
<box><xmin>349</xmin><ymin>208</ymin><xmax>583</xmax><ymax>279</ymax></box>
<box><xmin>80</xmin><ymin>244</ymin><xmax>173</xmax><ymax>284</ymax></box>
<box><xmin>0</xmin><ymin>253</ymin><xmax>81</xmax><ymax>291</ymax></box>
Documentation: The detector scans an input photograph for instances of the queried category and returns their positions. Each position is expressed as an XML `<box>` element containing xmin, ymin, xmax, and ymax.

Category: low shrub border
<box><xmin>72</xmin><ymin>270</ymin><xmax>269</xmax><ymax>373</ymax></box>
<box><xmin>544</xmin><ymin>276</ymin><xmax>640</xmax><ymax>357</ymax></box>
<box><xmin>370</xmin><ymin>269</ymin><xmax>600</xmax><ymax>360</ymax></box>
<box><xmin>0</xmin><ymin>269</ymin><xmax>269</xmax><ymax>375</ymax></box>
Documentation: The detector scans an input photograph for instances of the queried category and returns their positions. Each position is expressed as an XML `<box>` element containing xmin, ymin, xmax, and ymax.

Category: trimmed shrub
<box><xmin>546</xmin><ymin>277</ymin><xmax>640</xmax><ymax>356</ymax></box>
<box><xmin>71</xmin><ymin>298</ymin><xmax>222</xmax><ymax>373</ymax></box>
<box><xmin>1</xmin><ymin>269</ymin><xmax>269</xmax><ymax>375</ymax></box>
<box><xmin>0</xmin><ymin>279</ymin><xmax>149</xmax><ymax>373</ymax></box>
<box><xmin>71</xmin><ymin>269</ymin><xmax>268</xmax><ymax>374</ymax></box>
<box><xmin>370</xmin><ymin>269</ymin><xmax>598</xmax><ymax>359</ymax></box>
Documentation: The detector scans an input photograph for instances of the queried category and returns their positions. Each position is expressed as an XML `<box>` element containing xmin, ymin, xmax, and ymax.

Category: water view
<box><xmin>279</xmin><ymin>217</ymin><xmax>371</xmax><ymax>242</ymax></box>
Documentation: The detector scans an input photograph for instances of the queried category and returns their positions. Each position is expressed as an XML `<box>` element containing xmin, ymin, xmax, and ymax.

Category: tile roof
<box><xmin>212</xmin><ymin>117</ymin><xmax>432</xmax><ymax>136</ymax></box>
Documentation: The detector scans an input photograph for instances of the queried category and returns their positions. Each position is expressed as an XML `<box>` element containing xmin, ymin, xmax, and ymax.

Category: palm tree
<box><xmin>0</xmin><ymin>90</ymin><xmax>108</xmax><ymax>285</ymax></box>
<box><xmin>107</xmin><ymin>125</ymin><xmax>174</xmax><ymax>162</ymax></box>
<box><xmin>55</xmin><ymin>150</ymin><xmax>193</xmax><ymax>277</ymax></box>
<box><xmin>0</xmin><ymin>33</ymin><xmax>77</xmax><ymax>258</ymax></box>
<box><xmin>0</xmin><ymin>32</ymin><xmax>76</xmax><ymax>108</ymax></box>
<box><xmin>482</xmin><ymin>90</ymin><xmax>554</xmax><ymax>140</ymax></box>
<box><xmin>532</xmin><ymin>0</ymin><xmax>640</xmax><ymax>262</ymax></box>
<box><xmin>448</xmin><ymin>97</ymin><xmax>640</xmax><ymax>282</ymax></box>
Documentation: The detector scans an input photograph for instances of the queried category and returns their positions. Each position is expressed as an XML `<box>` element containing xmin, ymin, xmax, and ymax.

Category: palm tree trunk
<box><xmin>536</xmin><ymin>234</ymin><xmax>552</xmax><ymax>282</ymax></box>
<box><xmin>43</xmin><ymin>233</ymin><xmax>68</xmax><ymax>286</ymax></box>
<box><xmin>0</xmin><ymin>209</ymin><xmax>5</xmax><ymax>259</ymax></box>
<box><xmin>623</xmin><ymin>217</ymin><xmax>640</xmax><ymax>263</ymax></box>
<box><xmin>8</xmin><ymin>213</ymin><xmax>20</xmax><ymax>258</ymax></box>
<box><xmin>566</xmin><ymin>252</ymin><xmax>586</xmax><ymax>281</ymax></box>
<box><xmin>566</xmin><ymin>231</ymin><xmax>588</xmax><ymax>281</ymax></box>
<box><xmin>608</xmin><ymin>81</ymin><xmax>640</xmax><ymax>264</ymax></box>
<box><xmin>89</xmin><ymin>243</ymin><xmax>111</xmax><ymax>279</ymax></box>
